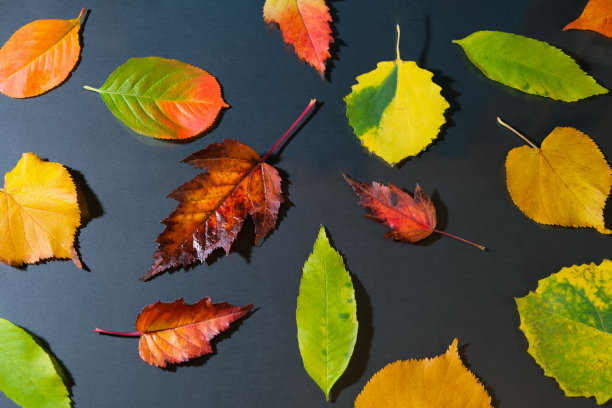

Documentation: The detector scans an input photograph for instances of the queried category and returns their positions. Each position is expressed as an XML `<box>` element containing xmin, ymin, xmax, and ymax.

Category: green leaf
<box><xmin>296</xmin><ymin>226</ymin><xmax>358</xmax><ymax>400</ymax></box>
<box><xmin>0</xmin><ymin>318</ymin><xmax>70</xmax><ymax>408</ymax></box>
<box><xmin>454</xmin><ymin>31</ymin><xmax>608</xmax><ymax>102</ymax></box>
<box><xmin>516</xmin><ymin>259</ymin><xmax>612</xmax><ymax>404</ymax></box>
<box><xmin>84</xmin><ymin>57</ymin><xmax>228</xmax><ymax>140</ymax></box>
<box><xmin>344</xmin><ymin>26</ymin><xmax>449</xmax><ymax>165</ymax></box>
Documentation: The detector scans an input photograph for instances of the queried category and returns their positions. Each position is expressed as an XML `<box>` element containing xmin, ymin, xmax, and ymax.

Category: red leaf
<box><xmin>343</xmin><ymin>173</ymin><xmax>436</xmax><ymax>242</ymax></box>
<box><xmin>141</xmin><ymin>100</ymin><xmax>316</xmax><ymax>280</ymax></box>
<box><xmin>343</xmin><ymin>173</ymin><xmax>485</xmax><ymax>250</ymax></box>
<box><xmin>142</xmin><ymin>139</ymin><xmax>283</xmax><ymax>280</ymax></box>
<box><xmin>95</xmin><ymin>298</ymin><xmax>252</xmax><ymax>368</ymax></box>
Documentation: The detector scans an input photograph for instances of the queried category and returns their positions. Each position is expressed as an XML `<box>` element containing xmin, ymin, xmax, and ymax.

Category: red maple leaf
<box><xmin>343</xmin><ymin>173</ymin><xmax>485</xmax><ymax>249</ymax></box>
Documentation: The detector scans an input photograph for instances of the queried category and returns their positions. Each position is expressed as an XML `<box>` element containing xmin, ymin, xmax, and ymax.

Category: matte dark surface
<box><xmin>0</xmin><ymin>1</ymin><xmax>611</xmax><ymax>407</ymax></box>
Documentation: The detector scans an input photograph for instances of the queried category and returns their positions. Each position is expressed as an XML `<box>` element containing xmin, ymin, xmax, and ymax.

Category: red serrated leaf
<box><xmin>95</xmin><ymin>298</ymin><xmax>252</xmax><ymax>368</ymax></box>
<box><xmin>141</xmin><ymin>140</ymin><xmax>282</xmax><ymax>280</ymax></box>
<box><xmin>342</xmin><ymin>173</ymin><xmax>436</xmax><ymax>242</ymax></box>
<box><xmin>141</xmin><ymin>100</ymin><xmax>316</xmax><ymax>280</ymax></box>
<box><xmin>343</xmin><ymin>173</ymin><xmax>485</xmax><ymax>249</ymax></box>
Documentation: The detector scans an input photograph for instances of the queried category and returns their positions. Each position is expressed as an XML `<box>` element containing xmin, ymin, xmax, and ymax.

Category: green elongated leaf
<box><xmin>516</xmin><ymin>259</ymin><xmax>612</xmax><ymax>404</ymax></box>
<box><xmin>296</xmin><ymin>226</ymin><xmax>358</xmax><ymax>400</ymax></box>
<box><xmin>454</xmin><ymin>31</ymin><xmax>607</xmax><ymax>102</ymax></box>
<box><xmin>84</xmin><ymin>57</ymin><xmax>228</xmax><ymax>140</ymax></box>
<box><xmin>0</xmin><ymin>318</ymin><xmax>70</xmax><ymax>408</ymax></box>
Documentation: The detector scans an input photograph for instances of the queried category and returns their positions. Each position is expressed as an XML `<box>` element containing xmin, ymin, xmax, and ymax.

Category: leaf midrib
<box><xmin>94</xmin><ymin>87</ymin><xmax>222</xmax><ymax>105</ymax></box>
<box><xmin>142</xmin><ymin>308</ymin><xmax>245</xmax><ymax>334</ymax></box>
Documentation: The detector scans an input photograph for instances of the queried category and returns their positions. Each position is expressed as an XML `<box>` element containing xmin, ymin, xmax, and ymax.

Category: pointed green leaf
<box><xmin>0</xmin><ymin>318</ymin><xmax>70</xmax><ymax>408</ymax></box>
<box><xmin>454</xmin><ymin>31</ymin><xmax>607</xmax><ymax>102</ymax></box>
<box><xmin>296</xmin><ymin>226</ymin><xmax>358</xmax><ymax>400</ymax></box>
<box><xmin>84</xmin><ymin>57</ymin><xmax>228</xmax><ymax>140</ymax></box>
<box><xmin>516</xmin><ymin>259</ymin><xmax>612</xmax><ymax>404</ymax></box>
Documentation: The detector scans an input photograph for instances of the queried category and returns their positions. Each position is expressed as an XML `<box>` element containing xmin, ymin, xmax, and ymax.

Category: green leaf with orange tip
<box><xmin>296</xmin><ymin>226</ymin><xmax>357</xmax><ymax>400</ymax></box>
<box><xmin>84</xmin><ymin>57</ymin><xmax>228</xmax><ymax>140</ymax></box>
<box><xmin>263</xmin><ymin>0</ymin><xmax>332</xmax><ymax>74</ymax></box>
<box><xmin>0</xmin><ymin>318</ymin><xmax>71</xmax><ymax>408</ymax></box>
<box><xmin>454</xmin><ymin>31</ymin><xmax>607</xmax><ymax>102</ymax></box>
<box><xmin>0</xmin><ymin>9</ymin><xmax>85</xmax><ymax>98</ymax></box>
<box><xmin>344</xmin><ymin>26</ymin><xmax>449</xmax><ymax>165</ymax></box>
<box><xmin>516</xmin><ymin>259</ymin><xmax>612</xmax><ymax>404</ymax></box>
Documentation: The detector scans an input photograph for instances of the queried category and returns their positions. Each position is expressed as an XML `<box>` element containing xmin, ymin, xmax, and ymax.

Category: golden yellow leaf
<box><xmin>502</xmin><ymin>122</ymin><xmax>612</xmax><ymax>234</ymax></box>
<box><xmin>0</xmin><ymin>153</ymin><xmax>81</xmax><ymax>267</ymax></box>
<box><xmin>355</xmin><ymin>339</ymin><xmax>492</xmax><ymax>408</ymax></box>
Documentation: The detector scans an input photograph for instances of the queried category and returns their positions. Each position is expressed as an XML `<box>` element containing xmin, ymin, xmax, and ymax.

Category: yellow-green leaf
<box><xmin>516</xmin><ymin>260</ymin><xmax>612</xmax><ymax>404</ymax></box>
<box><xmin>501</xmin><ymin>120</ymin><xmax>611</xmax><ymax>233</ymax></box>
<box><xmin>0</xmin><ymin>318</ymin><xmax>70</xmax><ymax>408</ymax></box>
<box><xmin>344</xmin><ymin>26</ymin><xmax>449</xmax><ymax>165</ymax></box>
<box><xmin>296</xmin><ymin>226</ymin><xmax>357</xmax><ymax>400</ymax></box>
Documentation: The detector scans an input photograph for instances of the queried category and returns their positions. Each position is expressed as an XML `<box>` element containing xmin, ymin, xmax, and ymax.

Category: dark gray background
<box><xmin>0</xmin><ymin>0</ymin><xmax>611</xmax><ymax>407</ymax></box>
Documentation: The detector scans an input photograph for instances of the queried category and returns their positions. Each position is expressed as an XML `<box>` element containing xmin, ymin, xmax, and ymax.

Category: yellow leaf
<box><xmin>344</xmin><ymin>25</ymin><xmax>449</xmax><ymax>165</ymax></box>
<box><xmin>503</xmin><ymin>124</ymin><xmax>611</xmax><ymax>233</ymax></box>
<box><xmin>354</xmin><ymin>339</ymin><xmax>492</xmax><ymax>408</ymax></box>
<box><xmin>0</xmin><ymin>153</ymin><xmax>81</xmax><ymax>267</ymax></box>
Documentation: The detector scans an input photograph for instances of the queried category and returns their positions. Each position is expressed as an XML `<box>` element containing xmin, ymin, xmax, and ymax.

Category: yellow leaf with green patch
<box><xmin>516</xmin><ymin>259</ymin><xmax>612</xmax><ymax>404</ymax></box>
<box><xmin>344</xmin><ymin>26</ymin><xmax>449</xmax><ymax>166</ymax></box>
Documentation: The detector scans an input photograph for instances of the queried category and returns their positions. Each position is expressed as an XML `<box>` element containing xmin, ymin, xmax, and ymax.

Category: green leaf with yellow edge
<box><xmin>296</xmin><ymin>225</ymin><xmax>357</xmax><ymax>400</ymax></box>
<box><xmin>0</xmin><ymin>318</ymin><xmax>70</xmax><ymax>408</ymax></box>
<box><xmin>500</xmin><ymin>118</ymin><xmax>612</xmax><ymax>234</ymax></box>
<box><xmin>516</xmin><ymin>259</ymin><xmax>612</xmax><ymax>404</ymax></box>
<box><xmin>454</xmin><ymin>31</ymin><xmax>607</xmax><ymax>102</ymax></box>
<box><xmin>344</xmin><ymin>26</ymin><xmax>449</xmax><ymax>165</ymax></box>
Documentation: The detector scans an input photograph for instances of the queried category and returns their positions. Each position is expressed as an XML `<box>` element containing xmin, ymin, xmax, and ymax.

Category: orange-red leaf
<box><xmin>343</xmin><ymin>173</ymin><xmax>436</xmax><ymax>242</ymax></box>
<box><xmin>263</xmin><ymin>0</ymin><xmax>332</xmax><ymax>75</ymax></box>
<box><xmin>142</xmin><ymin>139</ymin><xmax>283</xmax><ymax>280</ymax></box>
<box><xmin>136</xmin><ymin>298</ymin><xmax>252</xmax><ymax>368</ymax></box>
<box><xmin>564</xmin><ymin>0</ymin><xmax>612</xmax><ymax>38</ymax></box>
<box><xmin>0</xmin><ymin>9</ymin><xmax>84</xmax><ymax>98</ymax></box>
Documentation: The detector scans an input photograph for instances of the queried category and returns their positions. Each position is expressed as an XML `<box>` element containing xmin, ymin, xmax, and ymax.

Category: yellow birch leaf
<box><xmin>500</xmin><ymin>119</ymin><xmax>612</xmax><ymax>234</ymax></box>
<box><xmin>354</xmin><ymin>339</ymin><xmax>492</xmax><ymax>408</ymax></box>
<box><xmin>0</xmin><ymin>153</ymin><xmax>81</xmax><ymax>267</ymax></box>
<box><xmin>344</xmin><ymin>25</ymin><xmax>449</xmax><ymax>165</ymax></box>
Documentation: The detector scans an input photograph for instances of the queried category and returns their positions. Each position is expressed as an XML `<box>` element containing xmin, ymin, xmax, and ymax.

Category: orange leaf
<box><xmin>141</xmin><ymin>139</ymin><xmax>283</xmax><ymax>280</ymax></box>
<box><xmin>0</xmin><ymin>153</ymin><xmax>81</xmax><ymax>267</ymax></box>
<box><xmin>0</xmin><ymin>9</ymin><xmax>85</xmax><ymax>98</ymax></box>
<box><xmin>264</xmin><ymin>0</ymin><xmax>332</xmax><ymax>75</ymax></box>
<box><xmin>96</xmin><ymin>298</ymin><xmax>252</xmax><ymax>368</ymax></box>
<box><xmin>355</xmin><ymin>339</ymin><xmax>493</xmax><ymax>408</ymax></box>
<box><xmin>564</xmin><ymin>0</ymin><xmax>612</xmax><ymax>38</ymax></box>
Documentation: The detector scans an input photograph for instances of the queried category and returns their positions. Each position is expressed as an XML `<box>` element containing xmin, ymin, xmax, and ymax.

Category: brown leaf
<box><xmin>142</xmin><ymin>139</ymin><xmax>283</xmax><ymax>280</ymax></box>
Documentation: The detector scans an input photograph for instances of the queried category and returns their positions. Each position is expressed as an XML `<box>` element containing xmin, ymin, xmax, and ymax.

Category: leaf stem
<box><xmin>496</xmin><ymin>117</ymin><xmax>538</xmax><ymax>149</ymax></box>
<box><xmin>260</xmin><ymin>99</ymin><xmax>317</xmax><ymax>162</ymax></box>
<box><xmin>83</xmin><ymin>85</ymin><xmax>101</xmax><ymax>93</ymax></box>
<box><xmin>78</xmin><ymin>8</ymin><xmax>86</xmax><ymax>20</ymax></box>
<box><xmin>94</xmin><ymin>328</ymin><xmax>141</xmax><ymax>337</ymax></box>
<box><xmin>396</xmin><ymin>24</ymin><xmax>401</xmax><ymax>61</ymax></box>
<box><xmin>433</xmin><ymin>229</ymin><xmax>486</xmax><ymax>251</ymax></box>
